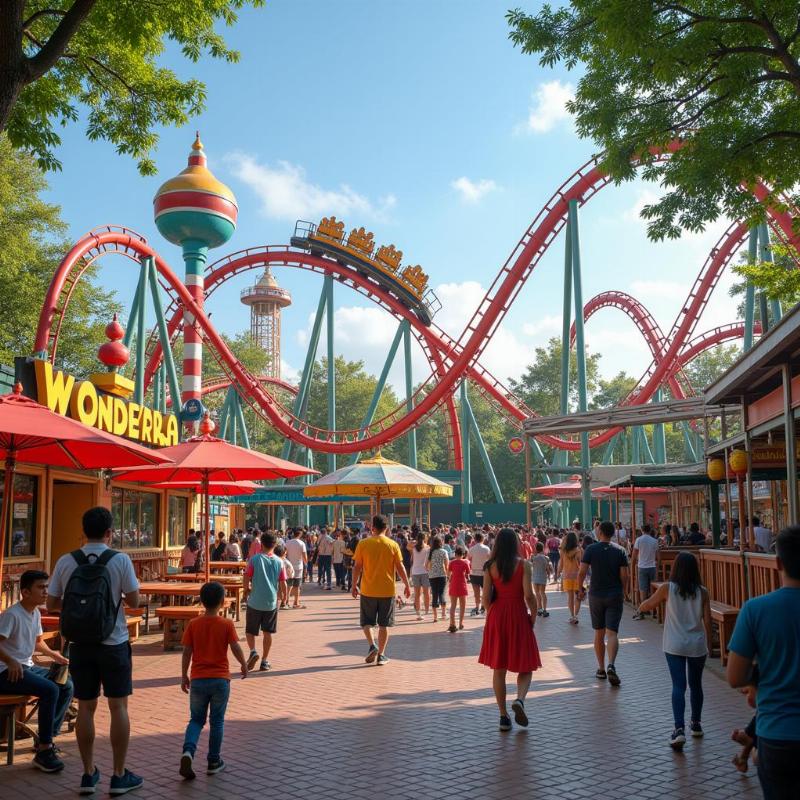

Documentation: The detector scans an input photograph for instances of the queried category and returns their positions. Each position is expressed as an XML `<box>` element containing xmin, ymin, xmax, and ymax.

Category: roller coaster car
<box><xmin>291</xmin><ymin>218</ymin><xmax>439</xmax><ymax>326</ymax></box>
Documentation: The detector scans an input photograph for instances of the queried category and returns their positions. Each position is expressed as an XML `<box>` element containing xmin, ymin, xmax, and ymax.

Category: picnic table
<box><xmin>209</xmin><ymin>561</ymin><xmax>246</xmax><ymax>573</ymax></box>
<box><xmin>139</xmin><ymin>580</ymin><xmax>243</xmax><ymax>624</ymax></box>
<box><xmin>154</xmin><ymin>601</ymin><xmax>235</xmax><ymax>650</ymax></box>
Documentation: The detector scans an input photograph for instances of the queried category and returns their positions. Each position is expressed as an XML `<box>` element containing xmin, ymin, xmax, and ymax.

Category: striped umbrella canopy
<box><xmin>303</xmin><ymin>453</ymin><xmax>453</xmax><ymax>499</ymax></box>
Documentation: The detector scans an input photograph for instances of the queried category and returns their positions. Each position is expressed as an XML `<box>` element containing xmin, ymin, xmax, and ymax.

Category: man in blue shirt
<box><xmin>728</xmin><ymin>525</ymin><xmax>800</xmax><ymax>800</ymax></box>
<box><xmin>243</xmin><ymin>532</ymin><xmax>286</xmax><ymax>673</ymax></box>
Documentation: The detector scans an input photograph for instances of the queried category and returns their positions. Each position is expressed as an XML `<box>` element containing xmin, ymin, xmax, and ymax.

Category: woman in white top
<box><xmin>639</xmin><ymin>552</ymin><xmax>712</xmax><ymax>751</ymax></box>
<box><xmin>407</xmin><ymin>532</ymin><xmax>431</xmax><ymax>620</ymax></box>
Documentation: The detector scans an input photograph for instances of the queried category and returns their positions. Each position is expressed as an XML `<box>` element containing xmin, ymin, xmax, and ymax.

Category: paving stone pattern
<box><xmin>2</xmin><ymin>586</ymin><xmax>762</xmax><ymax>799</ymax></box>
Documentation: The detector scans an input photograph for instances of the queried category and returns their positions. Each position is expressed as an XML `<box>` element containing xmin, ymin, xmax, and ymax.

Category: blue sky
<box><xmin>44</xmin><ymin>0</ymin><xmax>740</xmax><ymax>393</ymax></box>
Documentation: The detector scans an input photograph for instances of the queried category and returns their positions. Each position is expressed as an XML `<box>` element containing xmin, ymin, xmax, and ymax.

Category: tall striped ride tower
<box><xmin>153</xmin><ymin>134</ymin><xmax>237</xmax><ymax>422</ymax></box>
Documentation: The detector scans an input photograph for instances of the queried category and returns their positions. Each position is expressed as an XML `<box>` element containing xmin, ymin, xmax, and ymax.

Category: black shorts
<box><xmin>69</xmin><ymin>641</ymin><xmax>133</xmax><ymax>700</ymax></box>
<box><xmin>589</xmin><ymin>594</ymin><xmax>624</xmax><ymax>632</ymax></box>
<box><xmin>360</xmin><ymin>596</ymin><xmax>395</xmax><ymax>628</ymax></box>
<box><xmin>287</xmin><ymin>577</ymin><xmax>301</xmax><ymax>588</ymax></box>
<box><xmin>469</xmin><ymin>575</ymin><xmax>484</xmax><ymax>588</ymax></box>
<box><xmin>245</xmin><ymin>606</ymin><xmax>278</xmax><ymax>636</ymax></box>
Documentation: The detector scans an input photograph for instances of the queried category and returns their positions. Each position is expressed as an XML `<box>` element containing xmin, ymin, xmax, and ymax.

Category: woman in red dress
<box><xmin>479</xmin><ymin>527</ymin><xmax>542</xmax><ymax>731</ymax></box>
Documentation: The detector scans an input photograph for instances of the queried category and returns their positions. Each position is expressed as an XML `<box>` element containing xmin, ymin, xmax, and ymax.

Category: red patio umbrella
<box><xmin>0</xmin><ymin>385</ymin><xmax>173</xmax><ymax>577</ymax></box>
<box><xmin>113</xmin><ymin>416</ymin><xmax>317</xmax><ymax>580</ymax></box>
<box><xmin>147</xmin><ymin>479</ymin><xmax>263</xmax><ymax>496</ymax></box>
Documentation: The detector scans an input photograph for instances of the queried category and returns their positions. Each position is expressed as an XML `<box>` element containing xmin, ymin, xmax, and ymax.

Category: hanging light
<box><xmin>707</xmin><ymin>458</ymin><xmax>725</xmax><ymax>482</ymax></box>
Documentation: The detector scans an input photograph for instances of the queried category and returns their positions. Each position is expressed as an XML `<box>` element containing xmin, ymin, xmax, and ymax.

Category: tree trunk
<box><xmin>0</xmin><ymin>0</ymin><xmax>26</xmax><ymax>135</ymax></box>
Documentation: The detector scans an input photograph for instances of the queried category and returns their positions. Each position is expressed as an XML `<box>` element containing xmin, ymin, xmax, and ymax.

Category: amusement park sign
<box><xmin>32</xmin><ymin>360</ymin><xmax>179</xmax><ymax>447</ymax></box>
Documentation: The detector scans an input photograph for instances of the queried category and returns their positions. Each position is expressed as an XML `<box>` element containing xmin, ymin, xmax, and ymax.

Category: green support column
<box><xmin>743</xmin><ymin>228</ymin><xmax>758</xmax><ymax>351</ymax></box>
<box><xmin>282</xmin><ymin>285</ymin><xmax>327</xmax><ymax>461</ymax></box>
<box><xmin>710</xmin><ymin>483</ymin><xmax>721</xmax><ymax>547</ymax></box>
<box><xmin>759</xmin><ymin>223</ymin><xmax>782</xmax><ymax>323</ymax></box>
<box><xmin>463</xmin><ymin>390</ymin><xmax>504</xmax><ymax>503</ymax></box>
<box><xmin>219</xmin><ymin>388</ymin><xmax>232</xmax><ymax>441</ymax></box>
<box><xmin>325</xmin><ymin>274</ymin><xmax>336</xmax><ymax>474</ymax></box>
<box><xmin>403</xmin><ymin>322</ymin><xmax>417</xmax><ymax>468</ymax></box>
<box><xmin>152</xmin><ymin>367</ymin><xmax>161</xmax><ymax>413</ymax></box>
<box><xmin>233</xmin><ymin>391</ymin><xmax>250</xmax><ymax>449</ymax></box>
<box><xmin>653</xmin><ymin>389</ymin><xmax>667</xmax><ymax>464</ymax></box>
<box><xmin>601</xmin><ymin>434</ymin><xmax>617</xmax><ymax>465</ymax></box>
<box><xmin>682</xmin><ymin>422</ymin><xmax>698</xmax><ymax>462</ymax></box>
<box><xmin>133</xmin><ymin>258</ymin><xmax>150</xmax><ymax>405</ymax></box>
<box><xmin>147</xmin><ymin>257</ymin><xmax>182</xmax><ymax>416</ymax></box>
<box><xmin>460</xmin><ymin>381</ymin><xmax>472</xmax><ymax>522</ymax></box>
<box><xmin>351</xmin><ymin>321</ymin><xmax>406</xmax><ymax>465</ymax></box>
<box><xmin>632</xmin><ymin>426</ymin><xmax>641</xmax><ymax>464</ymax></box>
<box><xmin>568</xmin><ymin>200</ymin><xmax>591</xmax><ymax>528</ymax></box>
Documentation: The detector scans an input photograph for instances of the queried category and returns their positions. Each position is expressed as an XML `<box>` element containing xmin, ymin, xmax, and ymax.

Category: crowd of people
<box><xmin>0</xmin><ymin>509</ymin><xmax>797</xmax><ymax>799</ymax></box>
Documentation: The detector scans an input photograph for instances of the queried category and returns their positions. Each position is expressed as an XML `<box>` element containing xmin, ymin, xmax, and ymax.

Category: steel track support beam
<box><xmin>463</xmin><ymin>389</ymin><xmax>504</xmax><ymax>503</ymax></box>
<box><xmin>403</xmin><ymin>321</ymin><xmax>417</xmax><ymax>468</ymax></box>
<box><xmin>325</xmin><ymin>274</ymin><xmax>336</xmax><ymax>474</ymax></box>
<box><xmin>601</xmin><ymin>434</ymin><xmax>617</xmax><ymax>465</ymax></box>
<box><xmin>233</xmin><ymin>390</ymin><xmax>251</xmax><ymax>450</ymax></box>
<box><xmin>568</xmin><ymin>201</ymin><xmax>592</xmax><ymax>528</ymax></box>
<box><xmin>759</xmin><ymin>223</ymin><xmax>782</xmax><ymax>323</ymax></box>
<box><xmin>350</xmin><ymin>321</ymin><xmax>406</xmax><ymax>465</ymax></box>
<box><xmin>460</xmin><ymin>381</ymin><xmax>472</xmax><ymax>521</ymax></box>
<box><xmin>146</xmin><ymin>257</ymin><xmax>182</xmax><ymax>418</ymax></box>
<box><xmin>132</xmin><ymin>258</ymin><xmax>150</xmax><ymax>405</ymax></box>
<box><xmin>282</xmin><ymin>285</ymin><xmax>328</xmax><ymax>461</ymax></box>
<box><xmin>682</xmin><ymin>421</ymin><xmax>699</xmax><ymax>462</ymax></box>
<box><xmin>743</xmin><ymin>228</ymin><xmax>758</xmax><ymax>351</ymax></box>
<box><xmin>219</xmin><ymin>387</ymin><xmax>233</xmax><ymax>440</ymax></box>
<box><xmin>653</xmin><ymin>388</ymin><xmax>667</xmax><ymax>464</ymax></box>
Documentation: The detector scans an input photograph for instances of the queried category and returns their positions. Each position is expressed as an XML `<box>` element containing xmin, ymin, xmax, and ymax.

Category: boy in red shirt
<box><xmin>179</xmin><ymin>582</ymin><xmax>247</xmax><ymax>780</ymax></box>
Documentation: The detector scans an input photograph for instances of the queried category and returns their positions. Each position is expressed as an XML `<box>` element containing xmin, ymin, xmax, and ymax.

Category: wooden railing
<box><xmin>745</xmin><ymin>553</ymin><xmax>781</xmax><ymax>598</ymax></box>
<box><xmin>699</xmin><ymin>549</ymin><xmax>747</xmax><ymax>608</ymax></box>
<box><xmin>656</xmin><ymin>547</ymin><xmax>704</xmax><ymax>582</ymax></box>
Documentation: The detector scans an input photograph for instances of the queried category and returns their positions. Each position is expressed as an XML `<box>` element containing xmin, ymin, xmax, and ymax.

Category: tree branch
<box><xmin>25</xmin><ymin>0</ymin><xmax>98</xmax><ymax>83</ymax></box>
<box><xmin>23</xmin><ymin>9</ymin><xmax>67</xmax><ymax>28</ymax></box>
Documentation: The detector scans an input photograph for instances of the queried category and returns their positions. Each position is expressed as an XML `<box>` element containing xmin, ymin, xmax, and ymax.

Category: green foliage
<box><xmin>508</xmin><ymin>336</ymin><xmax>600</xmax><ymax>416</ymax></box>
<box><xmin>591</xmin><ymin>371</ymin><xmax>637</xmax><ymax>410</ymax></box>
<box><xmin>734</xmin><ymin>242</ymin><xmax>800</xmax><ymax>306</ymax></box>
<box><xmin>681</xmin><ymin>344</ymin><xmax>741</xmax><ymax>393</ymax></box>
<box><xmin>0</xmin><ymin>134</ymin><xmax>119</xmax><ymax>375</ymax></box>
<box><xmin>2</xmin><ymin>0</ymin><xmax>264</xmax><ymax>174</ymax></box>
<box><xmin>508</xmin><ymin>2</ymin><xmax>800</xmax><ymax>239</ymax></box>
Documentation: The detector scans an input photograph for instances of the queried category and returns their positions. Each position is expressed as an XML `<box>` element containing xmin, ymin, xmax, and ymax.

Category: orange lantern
<box><xmin>728</xmin><ymin>449</ymin><xmax>748</xmax><ymax>476</ymax></box>
<box><xmin>707</xmin><ymin>458</ymin><xmax>725</xmax><ymax>482</ymax></box>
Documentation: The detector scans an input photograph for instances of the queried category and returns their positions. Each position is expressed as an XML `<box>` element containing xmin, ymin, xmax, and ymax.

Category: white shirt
<box><xmin>410</xmin><ymin>545</ymin><xmax>430</xmax><ymax>575</ymax></box>
<box><xmin>663</xmin><ymin>583</ymin><xmax>707</xmax><ymax>658</ymax></box>
<box><xmin>282</xmin><ymin>558</ymin><xmax>295</xmax><ymax>580</ymax></box>
<box><xmin>754</xmin><ymin>526</ymin><xmax>773</xmax><ymax>552</ymax></box>
<box><xmin>633</xmin><ymin>534</ymin><xmax>659</xmax><ymax>570</ymax></box>
<box><xmin>49</xmin><ymin>543</ymin><xmax>139</xmax><ymax>646</ymax></box>
<box><xmin>317</xmin><ymin>535</ymin><xmax>334</xmax><ymax>557</ymax></box>
<box><xmin>468</xmin><ymin>543</ymin><xmax>491</xmax><ymax>575</ymax></box>
<box><xmin>0</xmin><ymin>603</ymin><xmax>41</xmax><ymax>673</ymax></box>
<box><xmin>284</xmin><ymin>538</ymin><xmax>307</xmax><ymax>574</ymax></box>
<box><xmin>332</xmin><ymin>539</ymin><xmax>346</xmax><ymax>563</ymax></box>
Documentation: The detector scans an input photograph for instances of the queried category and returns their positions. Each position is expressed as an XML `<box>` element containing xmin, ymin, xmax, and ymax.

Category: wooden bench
<box><xmin>709</xmin><ymin>601</ymin><xmax>739</xmax><ymax>666</ymax></box>
<box><xmin>0</xmin><ymin>695</ymin><xmax>30</xmax><ymax>765</ymax></box>
<box><xmin>154</xmin><ymin>601</ymin><xmax>234</xmax><ymax>651</ymax></box>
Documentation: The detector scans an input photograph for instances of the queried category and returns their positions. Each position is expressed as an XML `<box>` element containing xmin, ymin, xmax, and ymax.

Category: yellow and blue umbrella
<box><xmin>303</xmin><ymin>453</ymin><xmax>453</xmax><ymax>500</ymax></box>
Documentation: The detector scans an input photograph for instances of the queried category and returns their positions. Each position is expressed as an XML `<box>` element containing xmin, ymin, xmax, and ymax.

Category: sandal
<box><xmin>732</xmin><ymin>754</ymin><xmax>749</xmax><ymax>773</ymax></box>
<box><xmin>596</xmin><ymin>668</ymin><xmax>607</xmax><ymax>680</ymax></box>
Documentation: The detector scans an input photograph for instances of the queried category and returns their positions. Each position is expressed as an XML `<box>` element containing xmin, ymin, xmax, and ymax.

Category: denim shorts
<box><xmin>411</xmin><ymin>573</ymin><xmax>430</xmax><ymax>588</ymax></box>
<box><xmin>638</xmin><ymin>566</ymin><xmax>657</xmax><ymax>593</ymax></box>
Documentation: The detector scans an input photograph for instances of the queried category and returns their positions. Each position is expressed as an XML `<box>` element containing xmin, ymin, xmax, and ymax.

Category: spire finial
<box><xmin>193</xmin><ymin>131</ymin><xmax>203</xmax><ymax>151</ymax></box>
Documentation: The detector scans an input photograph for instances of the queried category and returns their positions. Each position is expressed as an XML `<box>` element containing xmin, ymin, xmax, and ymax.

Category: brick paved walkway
<box><xmin>3</xmin><ymin>586</ymin><xmax>762</xmax><ymax>799</ymax></box>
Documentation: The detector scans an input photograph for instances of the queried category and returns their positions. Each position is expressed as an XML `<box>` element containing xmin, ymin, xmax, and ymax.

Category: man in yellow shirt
<box><xmin>352</xmin><ymin>515</ymin><xmax>411</xmax><ymax>665</ymax></box>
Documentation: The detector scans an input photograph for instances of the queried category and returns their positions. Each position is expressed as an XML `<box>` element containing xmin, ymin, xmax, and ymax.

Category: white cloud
<box><xmin>226</xmin><ymin>152</ymin><xmax>396</xmax><ymax>221</ymax></box>
<box><xmin>517</xmin><ymin>80</ymin><xmax>575</xmax><ymax>134</ymax></box>
<box><xmin>623</xmin><ymin>189</ymin><xmax>660</xmax><ymax>223</ymax></box>
<box><xmin>523</xmin><ymin>315</ymin><xmax>562</xmax><ymax>336</ymax></box>
<box><xmin>451</xmin><ymin>176</ymin><xmax>498</xmax><ymax>204</ymax></box>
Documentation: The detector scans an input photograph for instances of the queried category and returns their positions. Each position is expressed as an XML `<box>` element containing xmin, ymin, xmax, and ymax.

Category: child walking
<box><xmin>447</xmin><ymin>545</ymin><xmax>470</xmax><ymax>632</ymax></box>
<box><xmin>557</xmin><ymin>532</ymin><xmax>583</xmax><ymax>624</ymax></box>
<box><xmin>531</xmin><ymin>542</ymin><xmax>551</xmax><ymax>617</ymax></box>
<box><xmin>180</xmin><ymin>582</ymin><xmax>247</xmax><ymax>780</ymax></box>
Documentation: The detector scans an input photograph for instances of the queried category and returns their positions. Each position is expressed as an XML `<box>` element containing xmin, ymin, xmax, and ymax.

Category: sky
<box><xmin>43</xmin><ymin>0</ymin><xmax>741</xmax><ymax>395</ymax></box>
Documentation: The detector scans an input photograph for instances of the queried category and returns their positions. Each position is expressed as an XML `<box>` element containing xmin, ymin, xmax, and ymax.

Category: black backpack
<box><xmin>60</xmin><ymin>549</ymin><xmax>122</xmax><ymax>645</ymax></box>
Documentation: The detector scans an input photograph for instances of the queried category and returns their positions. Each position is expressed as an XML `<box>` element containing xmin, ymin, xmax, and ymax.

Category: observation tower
<box><xmin>153</xmin><ymin>133</ymin><xmax>237</xmax><ymax>411</ymax></box>
<box><xmin>240</xmin><ymin>268</ymin><xmax>291</xmax><ymax>380</ymax></box>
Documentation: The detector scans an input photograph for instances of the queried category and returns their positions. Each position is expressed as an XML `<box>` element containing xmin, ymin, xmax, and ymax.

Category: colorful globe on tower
<box><xmin>153</xmin><ymin>133</ymin><xmax>237</xmax><ymax>249</ymax></box>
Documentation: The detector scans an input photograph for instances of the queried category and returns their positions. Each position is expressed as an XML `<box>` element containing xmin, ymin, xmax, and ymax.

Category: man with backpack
<box><xmin>47</xmin><ymin>506</ymin><xmax>142</xmax><ymax>796</ymax></box>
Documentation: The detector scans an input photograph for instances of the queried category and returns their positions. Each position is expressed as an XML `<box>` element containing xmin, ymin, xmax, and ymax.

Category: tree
<box><xmin>734</xmin><ymin>242</ymin><xmax>800</xmax><ymax>307</ymax></box>
<box><xmin>682</xmin><ymin>344</ymin><xmax>741</xmax><ymax>390</ymax></box>
<box><xmin>591</xmin><ymin>371</ymin><xmax>637</xmax><ymax>409</ymax></box>
<box><xmin>0</xmin><ymin>134</ymin><xmax>119</xmax><ymax>374</ymax></box>
<box><xmin>508</xmin><ymin>3</ymin><xmax>800</xmax><ymax>240</ymax></box>
<box><xmin>0</xmin><ymin>0</ymin><xmax>264</xmax><ymax>174</ymax></box>
<box><xmin>508</xmin><ymin>337</ymin><xmax>601</xmax><ymax>417</ymax></box>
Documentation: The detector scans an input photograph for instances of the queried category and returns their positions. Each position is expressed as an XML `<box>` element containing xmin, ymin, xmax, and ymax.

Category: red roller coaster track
<box><xmin>34</xmin><ymin>147</ymin><xmax>797</xmax><ymax>459</ymax></box>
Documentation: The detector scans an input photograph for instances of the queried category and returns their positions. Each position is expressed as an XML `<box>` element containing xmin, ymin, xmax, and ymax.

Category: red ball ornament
<box><xmin>105</xmin><ymin>313</ymin><xmax>125</xmax><ymax>342</ymax></box>
<box><xmin>199</xmin><ymin>412</ymin><xmax>215</xmax><ymax>435</ymax></box>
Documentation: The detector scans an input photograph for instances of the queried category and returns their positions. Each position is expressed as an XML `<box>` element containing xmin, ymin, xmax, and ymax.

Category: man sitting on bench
<box><xmin>0</xmin><ymin>569</ymin><xmax>73</xmax><ymax>773</ymax></box>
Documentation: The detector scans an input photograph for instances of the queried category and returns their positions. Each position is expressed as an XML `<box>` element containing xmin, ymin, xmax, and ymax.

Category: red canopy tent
<box><xmin>0</xmin><ymin>386</ymin><xmax>173</xmax><ymax>577</ymax></box>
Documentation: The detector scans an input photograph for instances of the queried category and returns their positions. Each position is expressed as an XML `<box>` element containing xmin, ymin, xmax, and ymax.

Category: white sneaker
<box><xmin>416</xmin><ymin>613</ymin><xmax>423</xmax><ymax>621</ymax></box>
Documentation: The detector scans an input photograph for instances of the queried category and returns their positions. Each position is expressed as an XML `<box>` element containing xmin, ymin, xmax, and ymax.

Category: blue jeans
<box><xmin>318</xmin><ymin>555</ymin><xmax>332</xmax><ymax>587</ymax></box>
<box><xmin>758</xmin><ymin>737</ymin><xmax>800</xmax><ymax>800</ymax></box>
<box><xmin>182</xmin><ymin>678</ymin><xmax>230</xmax><ymax>763</ymax></box>
<box><xmin>0</xmin><ymin>665</ymin><xmax>74</xmax><ymax>745</ymax></box>
<box><xmin>664</xmin><ymin>653</ymin><xmax>705</xmax><ymax>729</ymax></box>
<box><xmin>333</xmin><ymin>562</ymin><xmax>345</xmax><ymax>587</ymax></box>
